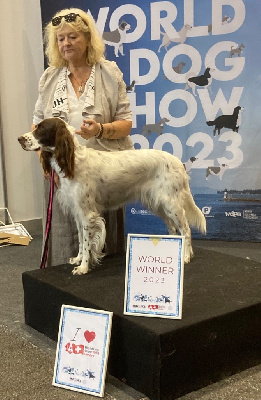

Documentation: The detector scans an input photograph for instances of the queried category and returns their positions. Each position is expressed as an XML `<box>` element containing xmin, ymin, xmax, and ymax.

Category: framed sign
<box><xmin>53</xmin><ymin>305</ymin><xmax>113</xmax><ymax>397</ymax></box>
<box><xmin>124</xmin><ymin>234</ymin><xmax>185</xmax><ymax>319</ymax></box>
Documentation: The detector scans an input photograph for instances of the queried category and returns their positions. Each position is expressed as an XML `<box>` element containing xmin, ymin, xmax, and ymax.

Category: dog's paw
<box><xmin>184</xmin><ymin>255</ymin><xmax>191</xmax><ymax>264</ymax></box>
<box><xmin>72</xmin><ymin>264</ymin><xmax>89</xmax><ymax>275</ymax></box>
<box><xmin>69</xmin><ymin>256</ymin><xmax>82</xmax><ymax>265</ymax></box>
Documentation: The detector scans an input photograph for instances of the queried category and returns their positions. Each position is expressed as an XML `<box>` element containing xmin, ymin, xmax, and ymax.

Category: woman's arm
<box><xmin>75</xmin><ymin>119</ymin><xmax>132</xmax><ymax>140</ymax></box>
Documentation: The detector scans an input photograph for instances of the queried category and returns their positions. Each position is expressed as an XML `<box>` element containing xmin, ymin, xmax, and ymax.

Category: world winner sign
<box><xmin>136</xmin><ymin>255</ymin><xmax>175</xmax><ymax>277</ymax></box>
<box><xmin>124</xmin><ymin>234</ymin><xmax>185</xmax><ymax>319</ymax></box>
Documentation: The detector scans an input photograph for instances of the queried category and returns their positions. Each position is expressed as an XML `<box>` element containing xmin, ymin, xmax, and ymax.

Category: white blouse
<box><xmin>67</xmin><ymin>66</ymin><xmax>95</xmax><ymax>131</ymax></box>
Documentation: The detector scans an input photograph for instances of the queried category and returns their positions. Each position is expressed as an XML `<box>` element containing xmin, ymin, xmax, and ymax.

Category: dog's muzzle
<box><xmin>18</xmin><ymin>136</ymin><xmax>27</xmax><ymax>149</ymax></box>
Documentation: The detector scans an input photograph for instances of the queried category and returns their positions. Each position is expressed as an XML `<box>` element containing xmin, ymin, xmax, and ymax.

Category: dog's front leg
<box><xmin>119</xmin><ymin>44</ymin><xmax>124</xmax><ymax>56</ymax></box>
<box><xmin>69</xmin><ymin>219</ymin><xmax>83</xmax><ymax>266</ymax></box>
<box><xmin>114</xmin><ymin>45</ymin><xmax>119</xmax><ymax>57</ymax></box>
<box><xmin>72</xmin><ymin>227</ymin><xmax>90</xmax><ymax>275</ymax></box>
<box><xmin>72</xmin><ymin>214</ymin><xmax>93</xmax><ymax>275</ymax></box>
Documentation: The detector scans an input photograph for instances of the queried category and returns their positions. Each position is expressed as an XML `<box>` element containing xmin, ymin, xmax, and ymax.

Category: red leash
<box><xmin>40</xmin><ymin>170</ymin><xmax>55</xmax><ymax>269</ymax></box>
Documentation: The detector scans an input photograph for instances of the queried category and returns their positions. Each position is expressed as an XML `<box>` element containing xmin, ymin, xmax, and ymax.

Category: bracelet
<box><xmin>95</xmin><ymin>123</ymin><xmax>103</xmax><ymax>139</ymax></box>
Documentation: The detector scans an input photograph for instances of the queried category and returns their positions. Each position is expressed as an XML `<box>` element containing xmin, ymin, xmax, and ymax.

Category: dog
<box><xmin>206</xmin><ymin>164</ymin><xmax>229</xmax><ymax>180</ymax></box>
<box><xmin>158</xmin><ymin>24</ymin><xmax>192</xmax><ymax>52</ymax></box>
<box><xmin>142</xmin><ymin>118</ymin><xmax>170</xmax><ymax>136</ymax></box>
<box><xmin>173</xmin><ymin>61</ymin><xmax>186</xmax><ymax>74</ymax></box>
<box><xmin>230</xmin><ymin>43</ymin><xmax>245</xmax><ymax>57</ymax></box>
<box><xmin>206</xmin><ymin>106</ymin><xmax>243</xmax><ymax>135</ymax></box>
<box><xmin>126</xmin><ymin>80</ymin><xmax>136</xmax><ymax>93</ymax></box>
<box><xmin>102</xmin><ymin>21</ymin><xmax>131</xmax><ymax>57</ymax></box>
<box><xmin>18</xmin><ymin>118</ymin><xmax>206</xmax><ymax>275</ymax></box>
<box><xmin>183</xmin><ymin>157</ymin><xmax>197</xmax><ymax>173</ymax></box>
<box><xmin>164</xmin><ymin>62</ymin><xmax>186</xmax><ymax>80</ymax></box>
<box><xmin>185</xmin><ymin>68</ymin><xmax>213</xmax><ymax>96</ymax></box>
<box><xmin>208</xmin><ymin>16</ymin><xmax>231</xmax><ymax>34</ymax></box>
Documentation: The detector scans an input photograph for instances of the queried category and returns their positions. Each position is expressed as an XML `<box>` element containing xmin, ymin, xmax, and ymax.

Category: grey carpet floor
<box><xmin>0</xmin><ymin>323</ymin><xmax>260</xmax><ymax>400</ymax></box>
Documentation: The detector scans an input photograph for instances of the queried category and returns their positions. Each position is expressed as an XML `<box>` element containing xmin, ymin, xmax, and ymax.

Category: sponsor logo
<box><xmin>132</xmin><ymin>304</ymin><xmax>146</xmax><ymax>309</ymax></box>
<box><xmin>148</xmin><ymin>304</ymin><xmax>159</xmax><ymax>310</ymax></box>
<box><xmin>225</xmin><ymin>211</ymin><xmax>242</xmax><ymax>217</ymax></box>
<box><xmin>131</xmin><ymin>207</ymin><xmax>152</xmax><ymax>215</ymax></box>
<box><xmin>202</xmin><ymin>206</ymin><xmax>214</xmax><ymax>218</ymax></box>
<box><xmin>243</xmin><ymin>210</ymin><xmax>258</xmax><ymax>220</ymax></box>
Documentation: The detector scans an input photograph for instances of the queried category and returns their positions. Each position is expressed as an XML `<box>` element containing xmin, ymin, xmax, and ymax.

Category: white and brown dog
<box><xmin>206</xmin><ymin>164</ymin><xmax>229</xmax><ymax>180</ymax></box>
<box><xmin>18</xmin><ymin>118</ymin><xmax>206</xmax><ymax>275</ymax></box>
<box><xmin>102</xmin><ymin>21</ymin><xmax>131</xmax><ymax>57</ymax></box>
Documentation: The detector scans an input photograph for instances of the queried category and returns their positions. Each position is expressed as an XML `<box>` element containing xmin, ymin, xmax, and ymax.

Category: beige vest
<box><xmin>34</xmin><ymin>60</ymin><xmax>134</xmax><ymax>151</ymax></box>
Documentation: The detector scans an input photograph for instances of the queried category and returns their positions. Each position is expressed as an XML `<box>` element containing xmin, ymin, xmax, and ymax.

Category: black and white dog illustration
<box><xmin>185</xmin><ymin>68</ymin><xmax>214</xmax><ymax>96</ymax></box>
<box><xmin>142</xmin><ymin>118</ymin><xmax>169</xmax><ymax>136</ymax></box>
<box><xmin>206</xmin><ymin>106</ymin><xmax>244</xmax><ymax>135</ymax></box>
<box><xmin>208</xmin><ymin>15</ymin><xmax>231</xmax><ymax>34</ymax></box>
<box><xmin>126</xmin><ymin>80</ymin><xmax>137</xmax><ymax>93</ymax></box>
<box><xmin>158</xmin><ymin>24</ymin><xmax>192</xmax><ymax>52</ymax></box>
<box><xmin>206</xmin><ymin>164</ymin><xmax>229</xmax><ymax>180</ymax></box>
<box><xmin>102</xmin><ymin>21</ymin><xmax>131</xmax><ymax>57</ymax></box>
<box><xmin>230</xmin><ymin>43</ymin><xmax>245</xmax><ymax>57</ymax></box>
<box><xmin>183</xmin><ymin>157</ymin><xmax>197</xmax><ymax>173</ymax></box>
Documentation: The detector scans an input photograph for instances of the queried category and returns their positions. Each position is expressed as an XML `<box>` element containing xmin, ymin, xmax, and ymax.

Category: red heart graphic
<box><xmin>84</xmin><ymin>330</ymin><xmax>96</xmax><ymax>343</ymax></box>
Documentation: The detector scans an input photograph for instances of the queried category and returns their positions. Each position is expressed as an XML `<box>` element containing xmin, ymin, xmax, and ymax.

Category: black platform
<box><xmin>22</xmin><ymin>248</ymin><xmax>261</xmax><ymax>400</ymax></box>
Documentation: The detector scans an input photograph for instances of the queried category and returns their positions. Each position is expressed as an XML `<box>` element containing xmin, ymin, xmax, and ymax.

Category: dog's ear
<box><xmin>40</xmin><ymin>151</ymin><xmax>53</xmax><ymax>176</ymax></box>
<box><xmin>54</xmin><ymin>123</ymin><xmax>75</xmax><ymax>179</ymax></box>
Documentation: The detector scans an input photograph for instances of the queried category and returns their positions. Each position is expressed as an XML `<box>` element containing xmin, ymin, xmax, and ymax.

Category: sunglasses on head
<box><xmin>52</xmin><ymin>13</ymin><xmax>87</xmax><ymax>26</ymax></box>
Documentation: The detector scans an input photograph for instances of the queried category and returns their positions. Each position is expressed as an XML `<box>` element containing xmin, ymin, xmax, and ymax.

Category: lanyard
<box><xmin>40</xmin><ymin>170</ymin><xmax>55</xmax><ymax>269</ymax></box>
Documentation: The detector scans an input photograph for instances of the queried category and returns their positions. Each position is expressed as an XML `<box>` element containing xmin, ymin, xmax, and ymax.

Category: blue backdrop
<box><xmin>40</xmin><ymin>0</ymin><xmax>261</xmax><ymax>241</ymax></box>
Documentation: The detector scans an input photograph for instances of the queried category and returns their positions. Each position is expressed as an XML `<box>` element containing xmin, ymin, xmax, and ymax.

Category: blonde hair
<box><xmin>44</xmin><ymin>8</ymin><xmax>105</xmax><ymax>67</ymax></box>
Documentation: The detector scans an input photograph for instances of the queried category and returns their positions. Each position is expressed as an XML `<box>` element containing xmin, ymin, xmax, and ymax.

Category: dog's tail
<box><xmin>206</xmin><ymin>120</ymin><xmax>215</xmax><ymax>126</ymax></box>
<box><xmin>183</xmin><ymin>180</ymin><xmax>206</xmax><ymax>234</ymax></box>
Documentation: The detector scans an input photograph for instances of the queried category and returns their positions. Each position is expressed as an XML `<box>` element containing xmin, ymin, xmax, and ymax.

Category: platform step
<box><xmin>22</xmin><ymin>248</ymin><xmax>261</xmax><ymax>400</ymax></box>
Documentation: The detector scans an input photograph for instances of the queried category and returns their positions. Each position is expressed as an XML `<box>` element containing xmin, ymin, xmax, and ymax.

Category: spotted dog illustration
<box><xmin>185</xmin><ymin>68</ymin><xmax>213</xmax><ymax>96</ymax></box>
<box><xmin>208</xmin><ymin>16</ymin><xmax>231</xmax><ymax>33</ymax></box>
<box><xmin>102</xmin><ymin>21</ymin><xmax>131</xmax><ymax>57</ymax></box>
<box><xmin>183</xmin><ymin>157</ymin><xmax>198</xmax><ymax>173</ymax></box>
<box><xmin>126</xmin><ymin>80</ymin><xmax>137</xmax><ymax>93</ymax></box>
<box><xmin>206</xmin><ymin>164</ymin><xmax>229</xmax><ymax>180</ymax></box>
<box><xmin>206</xmin><ymin>106</ymin><xmax>244</xmax><ymax>136</ymax></box>
<box><xmin>142</xmin><ymin>118</ymin><xmax>169</xmax><ymax>136</ymax></box>
<box><xmin>158</xmin><ymin>24</ymin><xmax>192</xmax><ymax>52</ymax></box>
<box><xmin>230</xmin><ymin>43</ymin><xmax>245</xmax><ymax>57</ymax></box>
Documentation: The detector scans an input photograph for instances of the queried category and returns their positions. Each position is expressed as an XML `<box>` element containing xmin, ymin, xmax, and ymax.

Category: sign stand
<box><xmin>124</xmin><ymin>234</ymin><xmax>185</xmax><ymax>319</ymax></box>
<box><xmin>53</xmin><ymin>305</ymin><xmax>113</xmax><ymax>397</ymax></box>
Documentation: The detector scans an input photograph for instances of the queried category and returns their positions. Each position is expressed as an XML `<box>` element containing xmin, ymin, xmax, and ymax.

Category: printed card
<box><xmin>53</xmin><ymin>305</ymin><xmax>113</xmax><ymax>397</ymax></box>
<box><xmin>124</xmin><ymin>234</ymin><xmax>185</xmax><ymax>319</ymax></box>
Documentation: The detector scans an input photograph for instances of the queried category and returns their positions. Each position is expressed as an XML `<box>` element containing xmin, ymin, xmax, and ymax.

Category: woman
<box><xmin>33</xmin><ymin>8</ymin><xmax>134</xmax><ymax>267</ymax></box>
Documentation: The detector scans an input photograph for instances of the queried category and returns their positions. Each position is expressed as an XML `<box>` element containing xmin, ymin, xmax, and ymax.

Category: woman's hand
<box><xmin>75</xmin><ymin>119</ymin><xmax>100</xmax><ymax>139</ymax></box>
<box><xmin>75</xmin><ymin>119</ymin><xmax>132</xmax><ymax>140</ymax></box>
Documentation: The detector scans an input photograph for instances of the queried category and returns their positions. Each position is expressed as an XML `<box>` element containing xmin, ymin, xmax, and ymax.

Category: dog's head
<box><xmin>18</xmin><ymin>118</ymin><xmax>75</xmax><ymax>179</ymax></box>
<box><xmin>119</xmin><ymin>21</ymin><xmax>131</xmax><ymax>31</ymax></box>
<box><xmin>233</xmin><ymin>105</ymin><xmax>244</xmax><ymax>114</ymax></box>
<box><xmin>184</xmin><ymin>24</ymin><xmax>192</xmax><ymax>31</ymax></box>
